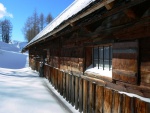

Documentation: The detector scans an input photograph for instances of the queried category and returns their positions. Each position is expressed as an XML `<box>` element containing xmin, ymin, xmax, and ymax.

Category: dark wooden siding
<box><xmin>112</xmin><ymin>41</ymin><xmax>138</xmax><ymax>84</ymax></box>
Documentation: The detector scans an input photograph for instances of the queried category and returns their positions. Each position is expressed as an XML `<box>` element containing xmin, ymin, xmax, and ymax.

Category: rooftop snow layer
<box><xmin>26</xmin><ymin>0</ymin><xmax>97</xmax><ymax>47</ymax></box>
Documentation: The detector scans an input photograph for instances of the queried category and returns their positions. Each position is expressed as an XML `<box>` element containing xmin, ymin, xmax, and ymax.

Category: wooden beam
<box><xmin>124</xmin><ymin>8</ymin><xmax>137</xmax><ymax>19</ymax></box>
<box><xmin>104</xmin><ymin>0</ymin><xmax>114</xmax><ymax>10</ymax></box>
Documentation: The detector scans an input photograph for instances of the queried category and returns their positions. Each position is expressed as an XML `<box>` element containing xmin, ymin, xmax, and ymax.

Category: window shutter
<box><xmin>112</xmin><ymin>41</ymin><xmax>138</xmax><ymax>85</ymax></box>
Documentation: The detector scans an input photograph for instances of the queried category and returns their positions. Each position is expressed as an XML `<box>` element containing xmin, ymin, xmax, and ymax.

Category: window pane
<box><xmin>104</xmin><ymin>47</ymin><xmax>109</xmax><ymax>68</ymax></box>
<box><xmin>110</xmin><ymin>46</ymin><xmax>112</xmax><ymax>69</ymax></box>
<box><xmin>94</xmin><ymin>47</ymin><xmax>98</xmax><ymax>67</ymax></box>
<box><xmin>99</xmin><ymin>47</ymin><xmax>103</xmax><ymax>68</ymax></box>
<box><xmin>93</xmin><ymin>45</ymin><xmax>112</xmax><ymax>70</ymax></box>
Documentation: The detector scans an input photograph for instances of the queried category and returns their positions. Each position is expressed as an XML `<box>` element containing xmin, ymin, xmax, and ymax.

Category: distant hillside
<box><xmin>0</xmin><ymin>41</ymin><xmax>28</xmax><ymax>69</ymax></box>
<box><xmin>11</xmin><ymin>40</ymin><xmax>28</xmax><ymax>50</ymax></box>
<box><xmin>0</xmin><ymin>41</ymin><xmax>27</xmax><ymax>52</ymax></box>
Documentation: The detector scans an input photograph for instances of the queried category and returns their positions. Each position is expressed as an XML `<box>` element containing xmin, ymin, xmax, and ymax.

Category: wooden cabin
<box><xmin>23</xmin><ymin>0</ymin><xmax>150</xmax><ymax>112</ymax></box>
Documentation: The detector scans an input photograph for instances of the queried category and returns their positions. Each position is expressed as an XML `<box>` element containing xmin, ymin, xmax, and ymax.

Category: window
<box><xmin>93</xmin><ymin>45</ymin><xmax>112</xmax><ymax>70</ymax></box>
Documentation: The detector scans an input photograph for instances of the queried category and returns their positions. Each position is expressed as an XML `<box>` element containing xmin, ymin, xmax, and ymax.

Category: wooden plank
<box><xmin>54</xmin><ymin>69</ymin><xmax>56</xmax><ymax>89</ymax></box>
<box><xmin>113</xmin><ymin>59</ymin><xmax>137</xmax><ymax>72</ymax></box>
<box><xmin>75</xmin><ymin>76</ymin><xmax>79</xmax><ymax>110</ymax></box>
<box><xmin>104</xmin><ymin>0</ymin><xmax>114</xmax><ymax>10</ymax></box>
<box><xmin>141</xmin><ymin>71</ymin><xmax>150</xmax><ymax>84</ymax></box>
<box><xmin>55</xmin><ymin>69</ymin><xmax>58</xmax><ymax>90</ymax></box>
<box><xmin>63</xmin><ymin>72</ymin><xmax>66</xmax><ymax>98</ymax></box>
<box><xmin>114</xmin><ymin>18</ymin><xmax>150</xmax><ymax>39</ymax></box>
<box><xmin>60</xmin><ymin>71</ymin><xmax>63</xmax><ymax>95</ymax></box>
<box><xmin>68</xmin><ymin>74</ymin><xmax>72</xmax><ymax>103</ymax></box>
<box><xmin>122</xmin><ymin>94</ymin><xmax>132</xmax><ymax>113</ymax></box>
<box><xmin>95</xmin><ymin>85</ymin><xmax>104</xmax><ymax>113</ymax></box>
<box><xmin>113</xmin><ymin>41</ymin><xmax>138</xmax><ymax>49</ymax></box>
<box><xmin>113</xmin><ymin>71</ymin><xmax>138</xmax><ymax>84</ymax></box>
<box><xmin>66</xmin><ymin>73</ymin><xmax>69</xmax><ymax>101</ymax></box>
<box><xmin>140</xmin><ymin>38</ymin><xmax>150</xmax><ymax>86</ymax></box>
<box><xmin>134</xmin><ymin>98</ymin><xmax>150</xmax><ymax>113</ymax></box>
<box><xmin>88</xmin><ymin>82</ymin><xmax>96</xmax><ymax>113</ymax></box>
<box><xmin>71</xmin><ymin>75</ymin><xmax>75</xmax><ymax>106</ymax></box>
<box><xmin>141</xmin><ymin>62</ymin><xmax>150</xmax><ymax>72</ymax></box>
<box><xmin>81</xmin><ymin>75</ymin><xmax>106</xmax><ymax>86</ymax></box>
<box><xmin>83</xmin><ymin>80</ymin><xmax>88</xmax><ymax>113</ymax></box>
<box><xmin>52</xmin><ymin>68</ymin><xmax>54</xmax><ymax>86</ymax></box>
<box><xmin>112</xmin><ymin>41</ymin><xmax>138</xmax><ymax>84</ymax></box>
<box><xmin>84</xmin><ymin>72</ymin><xmax>112</xmax><ymax>83</ymax></box>
<box><xmin>57</xmin><ymin>70</ymin><xmax>60</xmax><ymax>93</ymax></box>
<box><xmin>112</xmin><ymin>91</ymin><xmax>122</xmax><ymax>113</ymax></box>
<box><xmin>48</xmin><ymin>66</ymin><xmax>50</xmax><ymax>81</ymax></box>
<box><xmin>79</xmin><ymin>78</ymin><xmax>83</xmax><ymax>112</ymax></box>
<box><xmin>103</xmin><ymin>88</ymin><xmax>113</xmax><ymax>113</ymax></box>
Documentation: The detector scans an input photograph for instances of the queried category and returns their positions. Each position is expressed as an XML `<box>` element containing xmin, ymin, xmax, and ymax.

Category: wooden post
<box><xmin>56</xmin><ymin>69</ymin><xmax>58</xmax><ymax>90</ymax></box>
<box><xmin>95</xmin><ymin>85</ymin><xmax>104</xmax><ymax>113</ymax></box>
<box><xmin>75</xmin><ymin>76</ymin><xmax>79</xmax><ymax>110</ymax></box>
<box><xmin>63</xmin><ymin>72</ymin><xmax>66</xmax><ymax>98</ymax></box>
<box><xmin>66</xmin><ymin>73</ymin><xmax>69</xmax><ymax>101</ymax></box>
<box><xmin>57</xmin><ymin>70</ymin><xmax>60</xmax><ymax>93</ymax></box>
<box><xmin>52</xmin><ymin>68</ymin><xmax>54</xmax><ymax>86</ymax></box>
<box><xmin>60</xmin><ymin>71</ymin><xmax>63</xmax><ymax>96</ymax></box>
<box><xmin>49</xmin><ymin>67</ymin><xmax>52</xmax><ymax>82</ymax></box>
<box><xmin>89</xmin><ymin>82</ymin><xmax>96</xmax><ymax>113</ymax></box>
<box><xmin>103</xmin><ymin>88</ymin><xmax>113</xmax><ymax>113</ymax></box>
<box><xmin>68</xmin><ymin>74</ymin><xmax>72</xmax><ymax>103</ymax></box>
<box><xmin>83</xmin><ymin>80</ymin><xmax>88</xmax><ymax>113</ymax></box>
<box><xmin>135</xmin><ymin>98</ymin><xmax>150</xmax><ymax>113</ymax></box>
<box><xmin>71</xmin><ymin>75</ymin><xmax>75</xmax><ymax>106</ymax></box>
<box><xmin>122</xmin><ymin>94</ymin><xmax>132</xmax><ymax>113</ymax></box>
<box><xmin>112</xmin><ymin>91</ymin><xmax>122</xmax><ymax>113</ymax></box>
<box><xmin>79</xmin><ymin>78</ymin><xmax>83</xmax><ymax>112</ymax></box>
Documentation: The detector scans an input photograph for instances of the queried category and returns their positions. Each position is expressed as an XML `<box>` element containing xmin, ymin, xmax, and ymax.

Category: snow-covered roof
<box><xmin>25</xmin><ymin>0</ymin><xmax>115</xmax><ymax>49</ymax></box>
<box><xmin>25</xmin><ymin>0</ymin><xmax>97</xmax><ymax>48</ymax></box>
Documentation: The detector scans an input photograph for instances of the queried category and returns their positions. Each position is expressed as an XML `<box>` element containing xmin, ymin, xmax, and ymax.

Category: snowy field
<box><xmin>0</xmin><ymin>41</ymin><xmax>79</xmax><ymax>113</ymax></box>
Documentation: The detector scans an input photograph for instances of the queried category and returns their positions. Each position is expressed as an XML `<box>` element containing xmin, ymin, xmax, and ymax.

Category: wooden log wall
<box><xmin>112</xmin><ymin>41</ymin><xmax>138</xmax><ymax>85</ymax></box>
<box><xmin>29</xmin><ymin>57</ymin><xmax>40</xmax><ymax>71</ymax></box>
<box><xmin>140</xmin><ymin>38</ymin><xmax>150</xmax><ymax>87</ymax></box>
<box><xmin>60</xmin><ymin>57</ymin><xmax>84</xmax><ymax>74</ymax></box>
<box><xmin>44</xmin><ymin>65</ymin><xmax>150</xmax><ymax>113</ymax></box>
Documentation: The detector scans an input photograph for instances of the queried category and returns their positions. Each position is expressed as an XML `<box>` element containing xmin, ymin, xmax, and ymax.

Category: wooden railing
<box><xmin>44</xmin><ymin>64</ymin><xmax>150</xmax><ymax>113</ymax></box>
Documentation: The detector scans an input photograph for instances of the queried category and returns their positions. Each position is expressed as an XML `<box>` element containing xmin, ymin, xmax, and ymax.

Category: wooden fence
<box><xmin>43</xmin><ymin>64</ymin><xmax>150</xmax><ymax>113</ymax></box>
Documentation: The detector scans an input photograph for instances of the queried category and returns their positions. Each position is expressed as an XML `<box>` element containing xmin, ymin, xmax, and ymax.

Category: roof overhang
<box><xmin>22</xmin><ymin>0</ymin><xmax>115</xmax><ymax>52</ymax></box>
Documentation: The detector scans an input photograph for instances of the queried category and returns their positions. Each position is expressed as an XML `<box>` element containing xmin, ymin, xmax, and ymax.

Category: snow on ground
<box><xmin>0</xmin><ymin>41</ymin><xmax>20</xmax><ymax>52</ymax></box>
<box><xmin>0</xmin><ymin>49</ymin><xmax>27</xmax><ymax>69</ymax></box>
<box><xmin>0</xmin><ymin>41</ymin><xmax>79</xmax><ymax>113</ymax></box>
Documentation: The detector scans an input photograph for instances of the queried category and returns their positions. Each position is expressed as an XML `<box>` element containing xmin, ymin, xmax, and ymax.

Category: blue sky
<box><xmin>0</xmin><ymin>0</ymin><xmax>74</xmax><ymax>42</ymax></box>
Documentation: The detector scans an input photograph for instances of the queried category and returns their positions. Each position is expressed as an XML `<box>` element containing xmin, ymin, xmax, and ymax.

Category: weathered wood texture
<box><xmin>71</xmin><ymin>75</ymin><xmax>75</xmax><ymax>106</ymax></box>
<box><xmin>95</xmin><ymin>85</ymin><xmax>104</xmax><ymax>113</ymax></box>
<box><xmin>103</xmin><ymin>88</ymin><xmax>113</xmax><ymax>113</ymax></box>
<box><xmin>83</xmin><ymin>80</ymin><xmax>88</xmax><ymax>113</ymax></box>
<box><xmin>79</xmin><ymin>78</ymin><xmax>83</xmax><ymax>112</ymax></box>
<box><xmin>112</xmin><ymin>41</ymin><xmax>138</xmax><ymax>84</ymax></box>
<box><xmin>28</xmin><ymin>0</ymin><xmax>150</xmax><ymax>112</ymax></box>
<box><xmin>85</xmin><ymin>47</ymin><xmax>92</xmax><ymax>69</ymax></box>
<box><xmin>140</xmin><ymin>38</ymin><xmax>150</xmax><ymax>86</ymax></box>
<box><xmin>60</xmin><ymin>57</ymin><xmax>84</xmax><ymax>74</ymax></box>
<box><xmin>89</xmin><ymin>82</ymin><xmax>96</xmax><ymax>113</ymax></box>
<box><xmin>75</xmin><ymin>76</ymin><xmax>79</xmax><ymax>110</ymax></box>
<box><xmin>41</xmin><ymin>66</ymin><xmax>150</xmax><ymax>113</ymax></box>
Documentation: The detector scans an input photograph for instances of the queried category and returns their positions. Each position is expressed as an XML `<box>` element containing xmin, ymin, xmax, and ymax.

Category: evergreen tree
<box><xmin>39</xmin><ymin>13</ymin><xmax>45</xmax><ymax>31</ymax></box>
<box><xmin>0</xmin><ymin>19</ymin><xmax>12</xmax><ymax>43</ymax></box>
<box><xmin>46</xmin><ymin>13</ymin><xmax>53</xmax><ymax>25</ymax></box>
